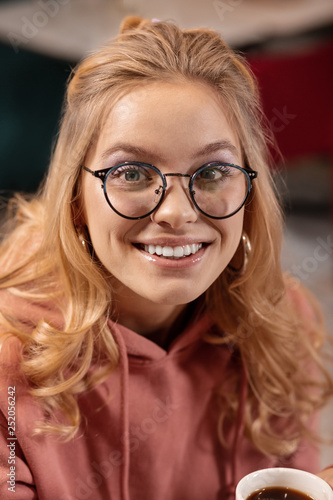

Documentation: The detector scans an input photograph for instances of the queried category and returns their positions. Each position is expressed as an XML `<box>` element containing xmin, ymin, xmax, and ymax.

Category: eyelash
<box><xmin>114</xmin><ymin>164</ymin><xmax>151</xmax><ymax>178</ymax></box>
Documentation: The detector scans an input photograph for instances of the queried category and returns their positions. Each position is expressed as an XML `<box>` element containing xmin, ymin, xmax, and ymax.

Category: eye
<box><xmin>193</xmin><ymin>164</ymin><xmax>236</xmax><ymax>194</ymax></box>
<box><xmin>198</xmin><ymin>168</ymin><xmax>222</xmax><ymax>180</ymax></box>
<box><xmin>197</xmin><ymin>164</ymin><xmax>232</xmax><ymax>181</ymax></box>
<box><xmin>106</xmin><ymin>163</ymin><xmax>159</xmax><ymax>192</ymax></box>
<box><xmin>109</xmin><ymin>164</ymin><xmax>153</xmax><ymax>184</ymax></box>
<box><xmin>121</xmin><ymin>169</ymin><xmax>141</xmax><ymax>181</ymax></box>
<box><xmin>115</xmin><ymin>165</ymin><xmax>150</xmax><ymax>182</ymax></box>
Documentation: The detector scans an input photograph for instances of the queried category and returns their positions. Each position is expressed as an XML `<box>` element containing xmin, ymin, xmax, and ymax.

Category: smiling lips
<box><xmin>142</xmin><ymin>243</ymin><xmax>203</xmax><ymax>259</ymax></box>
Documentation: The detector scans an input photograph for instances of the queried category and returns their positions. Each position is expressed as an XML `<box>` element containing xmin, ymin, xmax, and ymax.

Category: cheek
<box><xmin>215</xmin><ymin>210</ymin><xmax>244</xmax><ymax>246</ymax></box>
<box><xmin>81</xmin><ymin>176</ymin><xmax>116</xmax><ymax>234</ymax></box>
<box><xmin>213</xmin><ymin>213</ymin><xmax>244</xmax><ymax>269</ymax></box>
<box><xmin>81</xmin><ymin>181</ymin><xmax>111</xmax><ymax>251</ymax></box>
<box><xmin>82</xmin><ymin>185</ymin><xmax>136</xmax><ymax>264</ymax></box>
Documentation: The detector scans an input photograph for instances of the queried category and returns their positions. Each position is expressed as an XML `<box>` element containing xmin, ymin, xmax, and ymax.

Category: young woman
<box><xmin>0</xmin><ymin>16</ymin><xmax>332</xmax><ymax>500</ymax></box>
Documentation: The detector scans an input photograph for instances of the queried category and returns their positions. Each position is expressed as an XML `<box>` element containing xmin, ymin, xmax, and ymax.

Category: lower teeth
<box><xmin>162</xmin><ymin>255</ymin><xmax>185</xmax><ymax>260</ymax></box>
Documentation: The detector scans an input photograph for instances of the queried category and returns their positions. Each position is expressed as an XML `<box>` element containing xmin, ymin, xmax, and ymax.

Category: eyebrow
<box><xmin>101</xmin><ymin>140</ymin><xmax>240</xmax><ymax>163</ymax></box>
<box><xmin>101</xmin><ymin>144</ymin><xmax>161</xmax><ymax>162</ymax></box>
<box><xmin>193</xmin><ymin>140</ymin><xmax>240</xmax><ymax>160</ymax></box>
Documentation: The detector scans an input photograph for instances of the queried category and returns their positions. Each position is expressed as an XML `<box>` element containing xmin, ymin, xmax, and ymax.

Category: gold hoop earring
<box><xmin>228</xmin><ymin>232</ymin><xmax>251</xmax><ymax>275</ymax></box>
<box><xmin>76</xmin><ymin>226</ymin><xmax>87</xmax><ymax>249</ymax></box>
<box><xmin>79</xmin><ymin>233</ymin><xmax>86</xmax><ymax>248</ymax></box>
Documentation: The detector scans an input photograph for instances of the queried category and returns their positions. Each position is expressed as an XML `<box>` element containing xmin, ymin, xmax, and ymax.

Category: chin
<box><xmin>143</xmin><ymin>287</ymin><xmax>206</xmax><ymax>307</ymax></box>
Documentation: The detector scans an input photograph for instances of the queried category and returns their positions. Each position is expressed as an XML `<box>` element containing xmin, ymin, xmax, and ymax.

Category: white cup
<box><xmin>235</xmin><ymin>467</ymin><xmax>333</xmax><ymax>500</ymax></box>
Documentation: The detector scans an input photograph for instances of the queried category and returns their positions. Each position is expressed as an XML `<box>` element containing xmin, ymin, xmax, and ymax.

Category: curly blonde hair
<box><xmin>0</xmin><ymin>16</ymin><xmax>331</xmax><ymax>455</ymax></box>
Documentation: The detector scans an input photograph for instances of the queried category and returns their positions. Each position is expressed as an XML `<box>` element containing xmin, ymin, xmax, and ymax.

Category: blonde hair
<box><xmin>0</xmin><ymin>16</ymin><xmax>331</xmax><ymax>456</ymax></box>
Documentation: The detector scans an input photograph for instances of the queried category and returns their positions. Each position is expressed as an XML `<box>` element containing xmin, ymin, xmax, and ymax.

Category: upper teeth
<box><xmin>144</xmin><ymin>243</ymin><xmax>203</xmax><ymax>259</ymax></box>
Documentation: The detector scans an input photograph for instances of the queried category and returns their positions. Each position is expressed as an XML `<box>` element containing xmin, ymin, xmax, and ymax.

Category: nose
<box><xmin>151</xmin><ymin>176</ymin><xmax>198</xmax><ymax>228</ymax></box>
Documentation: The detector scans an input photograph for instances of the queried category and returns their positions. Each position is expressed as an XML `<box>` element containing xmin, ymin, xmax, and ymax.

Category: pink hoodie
<box><xmin>0</xmin><ymin>293</ymin><xmax>319</xmax><ymax>500</ymax></box>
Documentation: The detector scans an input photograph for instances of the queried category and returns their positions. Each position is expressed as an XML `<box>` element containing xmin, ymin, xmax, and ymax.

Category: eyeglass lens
<box><xmin>104</xmin><ymin>163</ymin><xmax>250</xmax><ymax>219</ymax></box>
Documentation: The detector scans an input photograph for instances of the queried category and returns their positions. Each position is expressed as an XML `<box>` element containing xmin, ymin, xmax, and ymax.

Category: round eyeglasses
<box><xmin>82</xmin><ymin>162</ymin><xmax>257</xmax><ymax>220</ymax></box>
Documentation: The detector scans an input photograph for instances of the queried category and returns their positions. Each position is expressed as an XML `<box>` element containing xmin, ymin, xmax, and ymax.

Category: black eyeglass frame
<box><xmin>82</xmin><ymin>162</ymin><xmax>258</xmax><ymax>220</ymax></box>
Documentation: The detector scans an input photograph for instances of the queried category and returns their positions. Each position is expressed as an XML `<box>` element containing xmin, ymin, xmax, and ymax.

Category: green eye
<box><xmin>198</xmin><ymin>168</ymin><xmax>222</xmax><ymax>180</ymax></box>
<box><xmin>122</xmin><ymin>170</ymin><xmax>142</xmax><ymax>182</ymax></box>
<box><xmin>110</xmin><ymin>165</ymin><xmax>151</xmax><ymax>185</ymax></box>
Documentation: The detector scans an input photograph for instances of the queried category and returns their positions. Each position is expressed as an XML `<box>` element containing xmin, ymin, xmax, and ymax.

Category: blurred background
<box><xmin>0</xmin><ymin>0</ymin><xmax>332</xmax><ymax>466</ymax></box>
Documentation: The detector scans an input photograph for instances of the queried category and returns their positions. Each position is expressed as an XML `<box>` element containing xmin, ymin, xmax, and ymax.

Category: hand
<box><xmin>317</xmin><ymin>467</ymin><xmax>333</xmax><ymax>490</ymax></box>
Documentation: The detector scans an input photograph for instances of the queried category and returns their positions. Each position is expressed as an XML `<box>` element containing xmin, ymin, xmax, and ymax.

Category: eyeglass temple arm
<box><xmin>82</xmin><ymin>165</ymin><xmax>107</xmax><ymax>181</ymax></box>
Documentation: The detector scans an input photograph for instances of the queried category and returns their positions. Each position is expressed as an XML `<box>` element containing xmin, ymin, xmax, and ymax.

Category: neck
<box><xmin>112</xmin><ymin>287</ymin><xmax>202</xmax><ymax>349</ymax></box>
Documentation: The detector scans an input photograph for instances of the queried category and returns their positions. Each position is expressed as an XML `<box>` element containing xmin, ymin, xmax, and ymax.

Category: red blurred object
<box><xmin>247</xmin><ymin>38</ymin><xmax>333</xmax><ymax>165</ymax></box>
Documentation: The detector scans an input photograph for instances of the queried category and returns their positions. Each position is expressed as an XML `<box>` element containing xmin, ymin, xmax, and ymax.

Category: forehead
<box><xmin>91</xmin><ymin>81</ymin><xmax>241</xmax><ymax>163</ymax></box>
